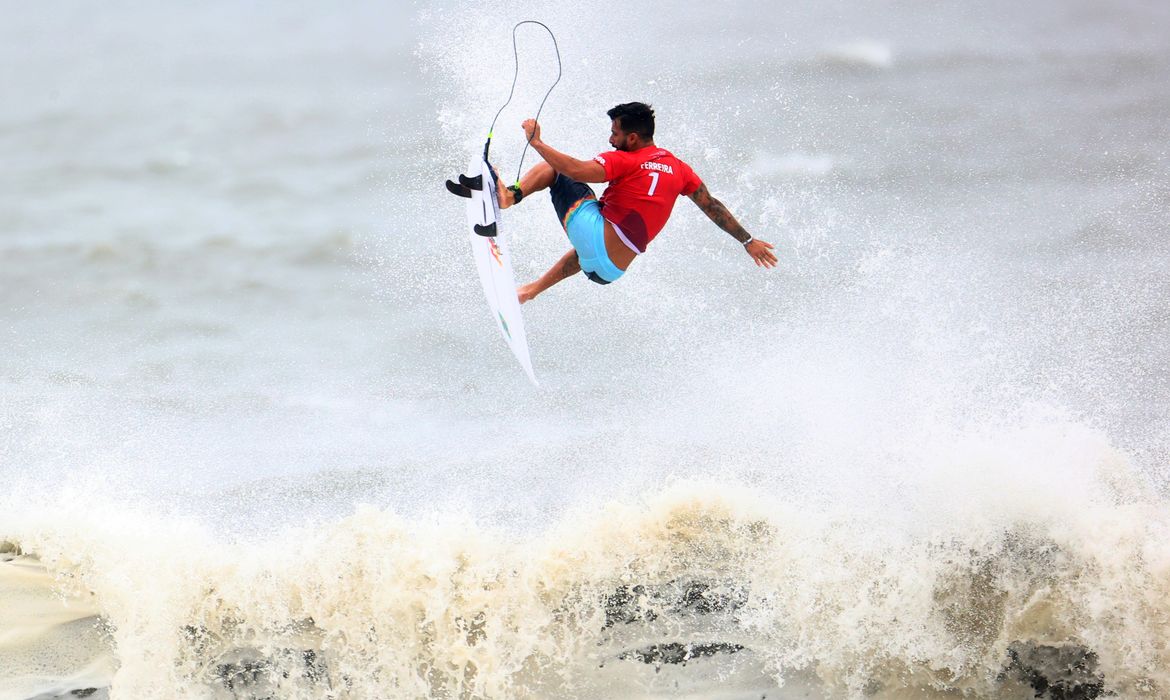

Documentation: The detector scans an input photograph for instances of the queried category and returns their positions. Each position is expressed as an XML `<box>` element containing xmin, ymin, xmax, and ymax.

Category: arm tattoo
<box><xmin>689</xmin><ymin>184</ymin><xmax>752</xmax><ymax>244</ymax></box>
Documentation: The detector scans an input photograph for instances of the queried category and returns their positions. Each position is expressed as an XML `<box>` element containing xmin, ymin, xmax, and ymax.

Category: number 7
<box><xmin>646</xmin><ymin>171</ymin><xmax>660</xmax><ymax>196</ymax></box>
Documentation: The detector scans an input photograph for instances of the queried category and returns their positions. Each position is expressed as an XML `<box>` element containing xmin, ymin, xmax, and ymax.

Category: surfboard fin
<box><xmin>473</xmin><ymin>222</ymin><xmax>498</xmax><ymax>238</ymax></box>
<box><xmin>445</xmin><ymin>179</ymin><xmax>473</xmax><ymax>198</ymax></box>
<box><xmin>458</xmin><ymin>173</ymin><xmax>484</xmax><ymax>191</ymax></box>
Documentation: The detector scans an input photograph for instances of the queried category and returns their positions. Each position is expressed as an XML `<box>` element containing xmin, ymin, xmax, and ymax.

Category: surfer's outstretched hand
<box><xmin>522</xmin><ymin>119</ymin><xmax>542</xmax><ymax>145</ymax></box>
<box><xmin>746</xmin><ymin>239</ymin><xmax>779</xmax><ymax>268</ymax></box>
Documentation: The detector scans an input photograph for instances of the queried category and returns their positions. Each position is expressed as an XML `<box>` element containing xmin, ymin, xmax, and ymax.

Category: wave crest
<box><xmin>3</xmin><ymin>460</ymin><xmax>1167</xmax><ymax>698</ymax></box>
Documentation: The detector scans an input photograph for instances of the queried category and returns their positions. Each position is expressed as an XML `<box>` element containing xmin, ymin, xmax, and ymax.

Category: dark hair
<box><xmin>607</xmin><ymin>102</ymin><xmax>655</xmax><ymax>140</ymax></box>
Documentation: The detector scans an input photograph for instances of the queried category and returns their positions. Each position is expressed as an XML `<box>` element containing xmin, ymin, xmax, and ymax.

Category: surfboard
<box><xmin>447</xmin><ymin>155</ymin><xmax>537</xmax><ymax>384</ymax></box>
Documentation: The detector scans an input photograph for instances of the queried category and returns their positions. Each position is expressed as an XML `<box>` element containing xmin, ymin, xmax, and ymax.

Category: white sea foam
<box><xmin>2</xmin><ymin>423</ymin><xmax>1167</xmax><ymax>699</ymax></box>
<box><xmin>750</xmin><ymin>151</ymin><xmax>838</xmax><ymax>178</ymax></box>
<box><xmin>819</xmin><ymin>40</ymin><xmax>895</xmax><ymax>69</ymax></box>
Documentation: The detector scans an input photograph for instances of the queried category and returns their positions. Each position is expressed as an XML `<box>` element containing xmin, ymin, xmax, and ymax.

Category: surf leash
<box><xmin>483</xmin><ymin>20</ymin><xmax>562</xmax><ymax>187</ymax></box>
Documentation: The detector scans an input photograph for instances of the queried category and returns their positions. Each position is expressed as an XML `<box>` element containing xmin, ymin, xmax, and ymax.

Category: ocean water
<box><xmin>2</xmin><ymin>1</ymin><xmax>1169</xmax><ymax>698</ymax></box>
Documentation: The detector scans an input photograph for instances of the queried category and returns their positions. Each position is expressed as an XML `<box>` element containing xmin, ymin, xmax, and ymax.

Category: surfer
<box><xmin>497</xmin><ymin>102</ymin><xmax>778</xmax><ymax>303</ymax></box>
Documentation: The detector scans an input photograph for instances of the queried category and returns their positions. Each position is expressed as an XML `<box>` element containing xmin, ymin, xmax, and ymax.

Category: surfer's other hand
<box><xmin>522</xmin><ymin>119</ymin><xmax>541</xmax><ymax>144</ymax></box>
<box><xmin>746</xmin><ymin>239</ymin><xmax>778</xmax><ymax>268</ymax></box>
<box><xmin>517</xmin><ymin>282</ymin><xmax>538</xmax><ymax>304</ymax></box>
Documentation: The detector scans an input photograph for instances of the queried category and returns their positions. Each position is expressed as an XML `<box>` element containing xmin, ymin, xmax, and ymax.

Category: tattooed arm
<box><xmin>688</xmin><ymin>183</ymin><xmax>778</xmax><ymax>268</ymax></box>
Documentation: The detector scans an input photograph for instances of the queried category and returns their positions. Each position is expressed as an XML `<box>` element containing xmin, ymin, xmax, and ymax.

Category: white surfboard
<box><xmin>459</xmin><ymin>155</ymin><xmax>537</xmax><ymax>384</ymax></box>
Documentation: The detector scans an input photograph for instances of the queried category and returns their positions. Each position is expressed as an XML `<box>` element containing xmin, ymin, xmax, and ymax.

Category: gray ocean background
<box><xmin>2</xmin><ymin>1</ymin><xmax>1168</xmax><ymax>698</ymax></box>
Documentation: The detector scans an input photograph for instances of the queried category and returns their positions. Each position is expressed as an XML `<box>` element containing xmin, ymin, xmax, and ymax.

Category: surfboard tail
<box><xmin>445</xmin><ymin>179</ymin><xmax>473</xmax><ymax>198</ymax></box>
<box><xmin>458</xmin><ymin>173</ymin><xmax>483</xmax><ymax>191</ymax></box>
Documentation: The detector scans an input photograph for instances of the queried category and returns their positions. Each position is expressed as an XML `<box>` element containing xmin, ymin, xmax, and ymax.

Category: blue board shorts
<box><xmin>549</xmin><ymin>174</ymin><xmax>625</xmax><ymax>285</ymax></box>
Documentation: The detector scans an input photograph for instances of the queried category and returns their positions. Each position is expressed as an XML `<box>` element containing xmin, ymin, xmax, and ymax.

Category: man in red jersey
<box><xmin>496</xmin><ymin>102</ymin><xmax>777</xmax><ymax>303</ymax></box>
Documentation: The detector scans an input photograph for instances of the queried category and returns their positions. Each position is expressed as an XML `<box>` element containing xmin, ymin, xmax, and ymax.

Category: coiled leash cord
<box><xmin>483</xmin><ymin>20</ymin><xmax>562</xmax><ymax>187</ymax></box>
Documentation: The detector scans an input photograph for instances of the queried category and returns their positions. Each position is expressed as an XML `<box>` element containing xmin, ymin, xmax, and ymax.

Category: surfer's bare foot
<box><xmin>491</xmin><ymin>166</ymin><xmax>515</xmax><ymax>209</ymax></box>
<box><xmin>517</xmin><ymin>283</ymin><xmax>538</xmax><ymax>304</ymax></box>
<box><xmin>497</xmin><ymin>178</ymin><xmax>515</xmax><ymax>209</ymax></box>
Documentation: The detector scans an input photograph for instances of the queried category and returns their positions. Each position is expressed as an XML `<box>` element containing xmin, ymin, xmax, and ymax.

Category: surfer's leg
<box><xmin>517</xmin><ymin>249</ymin><xmax>581</xmax><ymax>304</ymax></box>
<box><xmin>498</xmin><ymin>162</ymin><xmax>557</xmax><ymax>209</ymax></box>
<box><xmin>549</xmin><ymin>175</ymin><xmax>597</xmax><ymax>231</ymax></box>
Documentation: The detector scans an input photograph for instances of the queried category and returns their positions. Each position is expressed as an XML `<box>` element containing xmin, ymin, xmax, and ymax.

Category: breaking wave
<box><xmin>3</xmin><ymin>427</ymin><xmax>1167</xmax><ymax>700</ymax></box>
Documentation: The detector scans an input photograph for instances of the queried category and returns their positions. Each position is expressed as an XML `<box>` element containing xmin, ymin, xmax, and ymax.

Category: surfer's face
<box><xmin>609</xmin><ymin>120</ymin><xmax>636</xmax><ymax>152</ymax></box>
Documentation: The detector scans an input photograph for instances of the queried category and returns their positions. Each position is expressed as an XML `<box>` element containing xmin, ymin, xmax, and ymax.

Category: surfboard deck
<box><xmin>449</xmin><ymin>155</ymin><xmax>537</xmax><ymax>385</ymax></box>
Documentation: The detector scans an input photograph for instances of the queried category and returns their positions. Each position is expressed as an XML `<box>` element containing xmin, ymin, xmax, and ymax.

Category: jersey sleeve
<box><xmin>593</xmin><ymin>149</ymin><xmax>638</xmax><ymax>181</ymax></box>
<box><xmin>678</xmin><ymin>160</ymin><xmax>702</xmax><ymax>196</ymax></box>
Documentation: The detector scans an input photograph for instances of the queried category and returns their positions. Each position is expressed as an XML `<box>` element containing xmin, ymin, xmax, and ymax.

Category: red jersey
<box><xmin>592</xmin><ymin>146</ymin><xmax>702</xmax><ymax>253</ymax></box>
